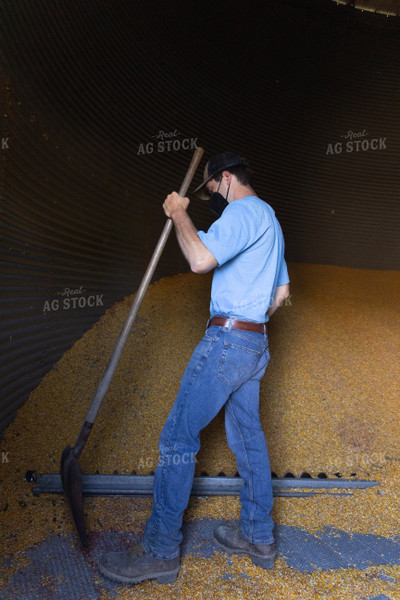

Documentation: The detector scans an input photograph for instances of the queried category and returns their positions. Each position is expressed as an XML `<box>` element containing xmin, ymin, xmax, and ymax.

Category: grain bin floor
<box><xmin>1</xmin><ymin>512</ymin><xmax>399</xmax><ymax>599</ymax></box>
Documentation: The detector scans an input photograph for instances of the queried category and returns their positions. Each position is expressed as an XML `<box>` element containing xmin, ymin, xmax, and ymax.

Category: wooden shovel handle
<box><xmin>73</xmin><ymin>147</ymin><xmax>204</xmax><ymax>456</ymax></box>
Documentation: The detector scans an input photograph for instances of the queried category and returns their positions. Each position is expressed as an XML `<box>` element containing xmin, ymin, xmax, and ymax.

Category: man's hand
<box><xmin>162</xmin><ymin>191</ymin><xmax>217</xmax><ymax>273</ymax></box>
<box><xmin>163</xmin><ymin>192</ymin><xmax>190</xmax><ymax>219</ymax></box>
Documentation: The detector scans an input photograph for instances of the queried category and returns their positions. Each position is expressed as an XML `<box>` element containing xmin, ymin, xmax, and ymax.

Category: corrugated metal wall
<box><xmin>1</xmin><ymin>0</ymin><xmax>399</xmax><ymax>434</ymax></box>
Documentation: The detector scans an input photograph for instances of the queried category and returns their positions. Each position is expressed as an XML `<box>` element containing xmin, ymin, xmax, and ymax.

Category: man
<box><xmin>99</xmin><ymin>151</ymin><xmax>290</xmax><ymax>585</ymax></box>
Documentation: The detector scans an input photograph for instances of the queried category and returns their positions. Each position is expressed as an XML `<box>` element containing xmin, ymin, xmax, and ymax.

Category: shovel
<box><xmin>60</xmin><ymin>146</ymin><xmax>204</xmax><ymax>548</ymax></box>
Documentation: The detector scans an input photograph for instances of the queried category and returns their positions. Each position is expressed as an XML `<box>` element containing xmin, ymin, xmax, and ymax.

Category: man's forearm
<box><xmin>171</xmin><ymin>209</ymin><xmax>217</xmax><ymax>274</ymax></box>
<box><xmin>267</xmin><ymin>283</ymin><xmax>290</xmax><ymax>317</ymax></box>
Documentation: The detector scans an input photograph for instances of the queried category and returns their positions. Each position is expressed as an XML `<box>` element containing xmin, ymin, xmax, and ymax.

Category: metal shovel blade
<box><xmin>60</xmin><ymin>445</ymin><xmax>88</xmax><ymax>548</ymax></box>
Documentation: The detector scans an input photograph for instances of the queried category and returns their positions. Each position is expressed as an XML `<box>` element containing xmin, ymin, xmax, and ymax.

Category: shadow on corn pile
<box><xmin>1</xmin><ymin>262</ymin><xmax>399</xmax><ymax>599</ymax></box>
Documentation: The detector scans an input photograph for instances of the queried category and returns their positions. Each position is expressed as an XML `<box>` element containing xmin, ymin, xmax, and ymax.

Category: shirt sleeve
<box><xmin>277</xmin><ymin>256</ymin><xmax>290</xmax><ymax>286</ymax></box>
<box><xmin>197</xmin><ymin>202</ymin><xmax>260</xmax><ymax>266</ymax></box>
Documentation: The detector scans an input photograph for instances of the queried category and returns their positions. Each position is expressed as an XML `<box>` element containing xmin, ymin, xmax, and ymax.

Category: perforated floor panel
<box><xmin>2</xmin><ymin>519</ymin><xmax>399</xmax><ymax>599</ymax></box>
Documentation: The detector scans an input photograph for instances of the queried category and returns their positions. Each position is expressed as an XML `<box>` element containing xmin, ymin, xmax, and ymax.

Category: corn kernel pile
<box><xmin>1</xmin><ymin>262</ymin><xmax>399</xmax><ymax>599</ymax></box>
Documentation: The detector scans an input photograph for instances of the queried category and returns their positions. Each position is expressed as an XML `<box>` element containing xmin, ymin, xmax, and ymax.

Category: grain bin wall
<box><xmin>1</xmin><ymin>0</ymin><xmax>399</xmax><ymax>434</ymax></box>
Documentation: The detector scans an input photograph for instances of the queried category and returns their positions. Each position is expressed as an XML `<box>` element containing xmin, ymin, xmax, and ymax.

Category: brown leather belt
<box><xmin>207</xmin><ymin>316</ymin><xmax>267</xmax><ymax>334</ymax></box>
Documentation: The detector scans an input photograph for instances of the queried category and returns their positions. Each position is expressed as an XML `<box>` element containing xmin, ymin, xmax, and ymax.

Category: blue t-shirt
<box><xmin>197</xmin><ymin>195</ymin><xmax>289</xmax><ymax>323</ymax></box>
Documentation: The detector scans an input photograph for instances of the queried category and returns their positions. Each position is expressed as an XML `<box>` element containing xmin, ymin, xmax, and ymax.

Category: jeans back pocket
<box><xmin>218</xmin><ymin>340</ymin><xmax>267</xmax><ymax>388</ymax></box>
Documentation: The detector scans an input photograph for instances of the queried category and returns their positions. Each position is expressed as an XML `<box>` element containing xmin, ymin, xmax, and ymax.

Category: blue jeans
<box><xmin>142</xmin><ymin>322</ymin><xmax>274</xmax><ymax>559</ymax></box>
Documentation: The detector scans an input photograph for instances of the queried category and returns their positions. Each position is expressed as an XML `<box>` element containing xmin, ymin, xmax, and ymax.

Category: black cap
<box><xmin>193</xmin><ymin>152</ymin><xmax>249</xmax><ymax>200</ymax></box>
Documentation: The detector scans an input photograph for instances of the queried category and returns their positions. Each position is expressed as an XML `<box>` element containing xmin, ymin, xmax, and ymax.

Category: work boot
<box><xmin>213</xmin><ymin>524</ymin><xmax>275</xmax><ymax>569</ymax></box>
<box><xmin>99</xmin><ymin>544</ymin><xmax>180</xmax><ymax>584</ymax></box>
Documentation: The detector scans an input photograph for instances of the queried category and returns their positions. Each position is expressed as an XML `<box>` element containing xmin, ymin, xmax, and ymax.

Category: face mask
<box><xmin>210</xmin><ymin>192</ymin><xmax>228</xmax><ymax>217</ymax></box>
<box><xmin>210</xmin><ymin>180</ymin><xmax>230</xmax><ymax>217</ymax></box>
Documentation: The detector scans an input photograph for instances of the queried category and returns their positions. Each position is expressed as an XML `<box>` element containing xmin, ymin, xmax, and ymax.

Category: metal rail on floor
<box><xmin>29</xmin><ymin>473</ymin><xmax>379</xmax><ymax>498</ymax></box>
